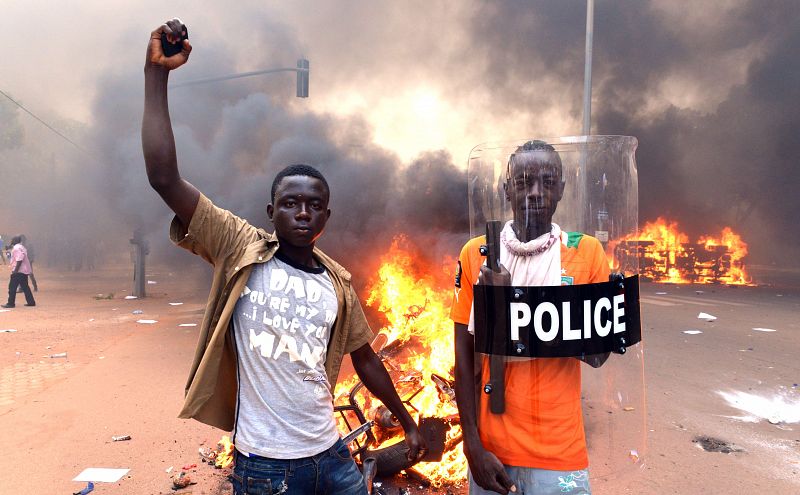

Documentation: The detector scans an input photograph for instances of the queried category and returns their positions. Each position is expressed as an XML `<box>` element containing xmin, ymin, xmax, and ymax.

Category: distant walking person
<box><xmin>2</xmin><ymin>236</ymin><xmax>36</xmax><ymax>308</ymax></box>
<box><xmin>19</xmin><ymin>235</ymin><xmax>38</xmax><ymax>291</ymax></box>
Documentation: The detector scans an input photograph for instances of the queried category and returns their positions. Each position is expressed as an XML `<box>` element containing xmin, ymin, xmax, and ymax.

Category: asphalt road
<box><xmin>614</xmin><ymin>281</ymin><xmax>800</xmax><ymax>494</ymax></box>
<box><xmin>0</xmin><ymin>268</ymin><xmax>798</xmax><ymax>494</ymax></box>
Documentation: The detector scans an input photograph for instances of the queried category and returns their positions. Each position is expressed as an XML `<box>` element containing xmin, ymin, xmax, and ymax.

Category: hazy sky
<box><xmin>1</xmin><ymin>0</ymin><xmax>798</xmax><ymax>274</ymax></box>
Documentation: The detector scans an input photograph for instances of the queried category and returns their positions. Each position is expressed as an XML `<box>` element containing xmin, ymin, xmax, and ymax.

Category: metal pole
<box><xmin>582</xmin><ymin>0</ymin><xmax>595</xmax><ymax>136</ymax></box>
<box><xmin>171</xmin><ymin>67</ymin><xmax>309</xmax><ymax>89</ymax></box>
<box><xmin>130</xmin><ymin>230</ymin><xmax>147</xmax><ymax>298</ymax></box>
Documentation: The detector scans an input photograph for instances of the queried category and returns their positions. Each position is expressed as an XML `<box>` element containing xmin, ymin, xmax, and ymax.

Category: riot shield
<box><xmin>466</xmin><ymin>136</ymin><xmax>644</xmax><ymax>483</ymax></box>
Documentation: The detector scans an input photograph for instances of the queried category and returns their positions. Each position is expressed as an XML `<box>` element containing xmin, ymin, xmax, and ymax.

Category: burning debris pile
<box><xmin>610</xmin><ymin>217</ymin><xmax>752</xmax><ymax>285</ymax></box>
<box><xmin>198</xmin><ymin>435</ymin><xmax>234</xmax><ymax>469</ymax></box>
<box><xmin>333</xmin><ymin>236</ymin><xmax>466</xmax><ymax>487</ymax></box>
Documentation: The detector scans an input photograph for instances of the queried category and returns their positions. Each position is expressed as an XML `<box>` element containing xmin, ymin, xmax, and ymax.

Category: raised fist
<box><xmin>146</xmin><ymin>18</ymin><xmax>192</xmax><ymax>70</ymax></box>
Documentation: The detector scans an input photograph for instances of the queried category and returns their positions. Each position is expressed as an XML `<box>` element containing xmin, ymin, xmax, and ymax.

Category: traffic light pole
<box><xmin>171</xmin><ymin>59</ymin><xmax>309</xmax><ymax>97</ymax></box>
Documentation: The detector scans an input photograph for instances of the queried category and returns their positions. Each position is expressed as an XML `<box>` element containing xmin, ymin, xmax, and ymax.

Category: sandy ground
<box><xmin>0</xmin><ymin>264</ymin><xmax>798</xmax><ymax>494</ymax></box>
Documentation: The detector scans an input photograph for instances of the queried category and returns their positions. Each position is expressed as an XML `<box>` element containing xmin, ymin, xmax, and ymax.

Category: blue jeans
<box><xmin>230</xmin><ymin>439</ymin><xmax>367</xmax><ymax>495</ymax></box>
<box><xmin>469</xmin><ymin>466</ymin><xmax>591</xmax><ymax>494</ymax></box>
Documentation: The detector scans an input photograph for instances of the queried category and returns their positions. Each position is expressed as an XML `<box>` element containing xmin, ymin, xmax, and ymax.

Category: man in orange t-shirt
<box><xmin>452</xmin><ymin>141</ymin><xmax>608</xmax><ymax>495</ymax></box>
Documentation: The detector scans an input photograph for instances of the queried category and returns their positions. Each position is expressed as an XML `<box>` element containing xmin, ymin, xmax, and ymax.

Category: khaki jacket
<box><xmin>170</xmin><ymin>194</ymin><xmax>373</xmax><ymax>431</ymax></box>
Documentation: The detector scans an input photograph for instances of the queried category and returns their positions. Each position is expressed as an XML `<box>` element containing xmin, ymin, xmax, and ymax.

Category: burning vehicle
<box><xmin>610</xmin><ymin>218</ymin><xmax>751</xmax><ymax>285</ymax></box>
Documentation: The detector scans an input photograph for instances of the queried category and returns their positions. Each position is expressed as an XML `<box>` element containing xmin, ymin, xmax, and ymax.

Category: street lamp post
<box><xmin>582</xmin><ymin>0</ymin><xmax>594</xmax><ymax>136</ymax></box>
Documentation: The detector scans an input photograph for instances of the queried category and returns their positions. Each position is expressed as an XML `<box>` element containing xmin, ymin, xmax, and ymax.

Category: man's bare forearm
<box><xmin>142</xmin><ymin>66</ymin><xmax>178</xmax><ymax>188</ymax></box>
<box><xmin>454</xmin><ymin>323</ymin><xmax>482</xmax><ymax>452</ymax></box>
<box><xmin>141</xmin><ymin>20</ymin><xmax>200</xmax><ymax>226</ymax></box>
<box><xmin>351</xmin><ymin>344</ymin><xmax>416</xmax><ymax>430</ymax></box>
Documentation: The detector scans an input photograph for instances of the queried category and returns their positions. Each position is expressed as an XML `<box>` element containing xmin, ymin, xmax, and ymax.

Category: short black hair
<box><xmin>270</xmin><ymin>164</ymin><xmax>330</xmax><ymax>203</ymax></box>
<box><xmin>506</xmin><ymin>140</ymin><xmax>563</xmax><ymax>183</ymax></box>
<box><xmin>10</xmin><ymin>236</ymin><xmax>21</xmax><ymax>245</ymax></box>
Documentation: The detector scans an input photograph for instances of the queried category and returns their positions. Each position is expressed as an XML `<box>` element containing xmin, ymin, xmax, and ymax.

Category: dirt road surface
<box><xmin>0</xmin><ymin>265</ymin><xmax>798</xmax><ymax>494</ymax></box>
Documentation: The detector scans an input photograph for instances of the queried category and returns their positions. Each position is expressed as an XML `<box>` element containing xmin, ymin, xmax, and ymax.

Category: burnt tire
<box><xmin>365</xmin><ymin>442</ymin><xmax>418</xmax><ymax>477</ymax></box>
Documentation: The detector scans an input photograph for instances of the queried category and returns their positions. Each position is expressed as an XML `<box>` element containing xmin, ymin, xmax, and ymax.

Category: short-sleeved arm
<box><xmin>10</xmin><ymin>246</ymin><xmax>24</xmax><ymax>264</ymax></box>
<box><xmin>587</xmin><ymin>236</ymin><xmax>611</xmax><ymax>283</ymax></box>
<box><xmin>169</xmin><ymin>193</ymin><xmax>259</xmax><ymax>265</ymax></box>
<box><xmin>343</xmin><ymin>285</ymin><xmax>375</xmax><ymax>354</ymax></box>
<box><xmin>450</xmin><ymin>238</ymin><xmax>482</xmax><ymax>325</ymax></box>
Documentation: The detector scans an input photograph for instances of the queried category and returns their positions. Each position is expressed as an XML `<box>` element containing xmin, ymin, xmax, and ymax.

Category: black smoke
<box><xmin>466</xmin><ymin>0</ymin><xmax>800</xmax><ymax>267</ymax></box>
<box><xmin>1</xmin><ymin>1</ymin><xmax>799</xmax><ymax>283</ymax></box>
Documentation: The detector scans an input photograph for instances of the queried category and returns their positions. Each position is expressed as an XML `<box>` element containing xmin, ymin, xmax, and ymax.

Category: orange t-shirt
<box><xmin>450</xmin><ymin>232</ymin><xmax>610</xmax><ymax>470</ymax></box>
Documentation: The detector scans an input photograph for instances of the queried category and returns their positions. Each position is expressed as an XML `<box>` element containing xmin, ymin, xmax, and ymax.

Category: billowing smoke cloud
<box><xmin>1</xmin><ymin>0</ymin><xmax>798</xmax><ymax>284</ymax></box>
<box><xmin>465</xmin><ymin>0</ymin><xmax>800</xmax><ymax>266</ymax></box>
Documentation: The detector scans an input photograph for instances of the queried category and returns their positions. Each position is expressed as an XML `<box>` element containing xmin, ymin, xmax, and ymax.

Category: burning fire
<box><xmin>610</xmin><ymin>217</ymin><xmax>751</xmax><ymax>285</ymax></box>
<box><xmin>198</xmin><ymin>435</ymin><xmax>234</xmax><ymax>469</ymax></box>
<box><xmin>334</xmin><ymin>235</ymin><xmax>466</xmax><ymax>486</ymax></box>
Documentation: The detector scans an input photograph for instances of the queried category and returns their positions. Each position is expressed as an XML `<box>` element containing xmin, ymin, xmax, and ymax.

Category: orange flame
<box><xmin>335</xmin><ymin>235</ymin><xmax>466</xmax><ymax>486</ymax></box>
<box><xmin>609</xmin><ymin>218</ymin><xmax>752</xmax><ymax>285</ymax></box>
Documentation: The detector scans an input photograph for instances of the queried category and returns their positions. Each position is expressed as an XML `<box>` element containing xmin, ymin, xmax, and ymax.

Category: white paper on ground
<box><xmin>0</xmin><ymin>309</ymin><xmax>11</xmax><ymax>313</ymax></box>
<box><xmin>752</xmin><ymin>327</ymin><xmax>777</xmax><ymax>332</ymax></box>
<box><xmin>124</xmin><ymin>296</ymin><xmax>137</xmax><ymax>300</ymax></box>
<box><xmin>136</xmin><ymin>319</ymin><xmax>158</xmax><ymax>324</ymax></box>
<box><xmin>169</xmin><ymin>302</ymin><xmax>183</xmax><ymax>306</ymax></box>
<box><xmin>73</xmin><ymin>468</ymin><xmax>130</xmax><ymax>482</ymax></box>
<box><xmin>0</xmin><ymin>329</ymin><xmax>17</xmax><ymax>333</ymax></box>
<box><xmin>147</xmin><ymin>280</ymin><xmax>157</xmax><ymax>284</ymax></box>
<box><xmin>178</xmin><ymin>323</ymin><xmax>197</xmax><ymax>327</ymax></box>
<box><xmin>698</xmin><ymin>312</ymin><xmax>717</xmax><ymax>320</ymax></box>
<box><xmin>683</xmin><ymin>330</ymin><xmax>703</xmax><ymax>335</ymax></box>
<box><xmin>655</xmin><ymin>292</ymin><xmax>668</xmax><ymax>295</ymax></box>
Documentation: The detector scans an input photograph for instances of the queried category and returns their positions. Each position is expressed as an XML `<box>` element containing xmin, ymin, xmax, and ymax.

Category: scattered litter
<box><xmin>179</xmin><ymin>323</ymin><xmax>197</xmax><ymax>327</ymax></box>
<box><xmin>698</xmin><ymin>312</ymin><xmax>717</xmax><ymax>321</ymax></box>
<box><xmin>124</xmin><ymin>296</ymin><xmax>138</xmax><ymax>300</ymax></box>
<box><xmin>695</xmin><ymin>290</ymin><xmax>704</xmax><ymax>294</ymax></box>
<box><xmin>46</xmin><ymin>346</ymin><xmax>51</xmax><ymax>349</ymax></box>
<box><xmin>111</xmin><ymin>308</ymin><xmax>118</xmax><ymax>311</ymax></box>
<box><xmin>0</xmin><ymin>329</ymin><xmax>17</xmax><ymax>333</ymax></box>
<box><xmin>132</xmin><ymin>310</ymin><xmax>143</xmax><ymax>315</ymax></box>
<box><xmin>655</xmin><ymin>292</ymin><xmax>667</xmax><ymax>295</ymax></box>
<box><xmin>112</xmin><ymin>435</ymin><xmax>131</xmax><ymax>442</ymax></box>
<box><xmin>199</xmin><ymin>437</ymin><xmax>235</xmax><ymax>468</ymax></box>
<box><xmin>136</xmin><ymin>319</ymin><xmax>158</xmax><ymax>324</ymax></box>
<box><xmin>181</xmin><ymin>463</ymin><xmax>197</xmax><ymax>470</ymax></box>
<box><xmin>48</xmin><ymin>352</ymin><xmax>68</xmax><ymax>358</ymax></box>
<box><xmin>628</xmin><ymin>450</ymin><xmax>640</xmax><ymax>463</ymax></box>
<box><xmin>752</xmin><ymin>327</ymin><xmax>776</xmax><ymax>332</ymax></box>
<box><xmin>73</xmin><ymin>482</ymin><xmax>94</xmax><ymax>495</ymax></box>
<box><xmin>94</xmin><ymin>293</ymin><xmax>114</xmax><ymax>300</ymax></box>
<box><xmin>623</xmin><ymin>406</ymin><xmax>635</xmax><ymax>411</ymax></box>
<box><xmin>738</xmin><ymin>347</ymin><xmax>754</xmax><ymax>352</ymax></box>
<box><xmin>88</xmin><ymin>318</ymin><xmax>95</xmax><ymax>322</ymax></box>
<box><xmin>165</xmin><ymin>466</ymin><xmax>173</xmax><ymax>474</ymax></box>
<box><xmin>172</xmin><ymin>471</ymin><xmax>196</xmax><ymax>489</ymax></box>
<box><xmin>73</xmin><ymin>468</ymin><xmax>130</xmax><ymax>483</ymax></box>
<box><xmin>683</xmin><ymin>330</ymin><xmax>703</xmax><ymax>335</ymax></box>
<box><xmin>147</xmin><ymin>280</ymin><xmax>157</xmax><ymax>285</ymax></box>
<box><xmin>99</xmin><ymin>356</ymin><xmax>105</xmax><ymax>360</ymax></box>
<box><xmin>198</xmin><ymin>446</ymin><xmax>217</xmax><ymax>463</ymax></box>
<box><xmin>169</xmin><ymin>302</ymin><xmax>184</xmax><ymax>306</ymax></box>
<box><xmin>777</xmin><ymin>294</ymin><xmax>783</xmax><ymax>297</ymax></box>
<box><xmin>0</xmin><ymin>309</ymin><xmax>11</xmax><ymax>313</ymax></box>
